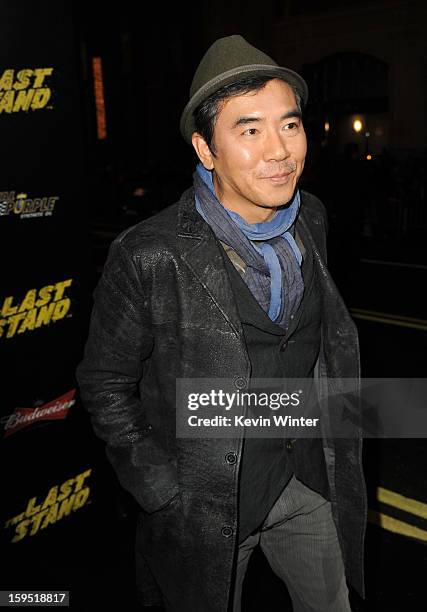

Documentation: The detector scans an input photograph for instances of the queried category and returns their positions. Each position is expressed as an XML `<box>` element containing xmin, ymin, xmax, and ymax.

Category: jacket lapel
<box><xmin>176</xmin><ymin>188</ymin><xmax>243</xmax><ymax>338</ymax></box>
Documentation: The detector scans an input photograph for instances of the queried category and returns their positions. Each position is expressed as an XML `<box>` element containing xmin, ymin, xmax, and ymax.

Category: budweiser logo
<box><xmin>2</xmin><ymin>389</ymin><xmax>75</xmax><ymax>437</ymax></box>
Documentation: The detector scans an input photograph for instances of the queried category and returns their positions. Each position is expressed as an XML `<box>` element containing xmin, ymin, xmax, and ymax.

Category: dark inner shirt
<box><xmin>218</xmin><ymin>221</ymin><xmax>326</xmax><ymax>544</ymax></box>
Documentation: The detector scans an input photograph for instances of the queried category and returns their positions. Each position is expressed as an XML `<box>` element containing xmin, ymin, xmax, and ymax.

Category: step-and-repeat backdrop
<box><xmin>0</xmin><ymin>3</ymin><xmax>130</xmax><ymax>604</ymax></box>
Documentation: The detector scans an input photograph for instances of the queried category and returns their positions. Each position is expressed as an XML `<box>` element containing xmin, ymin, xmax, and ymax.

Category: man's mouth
<box><xmin>269</xmin><ymin>172</ymin><xmax>291</xmax><ymax>178</ymax></box>
<box><xmin>263</xmin><ymin>171</ymin><xmax>293</xmax><ymax>183</ymax></box>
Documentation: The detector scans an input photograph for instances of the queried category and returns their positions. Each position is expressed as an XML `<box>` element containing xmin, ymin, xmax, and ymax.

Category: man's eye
<box><xmin>284</xmin><ymin>122</ymin><xmax>299</xmax><ymax>130</ymax></box>
<box><xmin>243</xmin><ymin>128</ymin><xmax>258</xmax><ymax>136</ymax></box>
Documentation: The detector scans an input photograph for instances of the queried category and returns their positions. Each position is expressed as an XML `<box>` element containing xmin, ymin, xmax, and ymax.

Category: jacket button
<box><xmin>285</xmin><ymin>439</ymin><xmax>294</xmax><ymax>451</ymax></box>
<box><xmin>280</xmin><ymin>340</ymin><xmax>288</xmax><ymax>351</ymax></box>
<box><xmin>221</xmin><ymin>525</ymin><xmax>233</xmax><ymax>538</ymax></box>
<box><xmin>234</xmin><ymin>376</ymin><xmax>247</xmax><ymax>389</ymax></box>
<box><xmin>225</xmin><ymin>452</ymin><xmax>237</xmax><ymax>464</ymax></box>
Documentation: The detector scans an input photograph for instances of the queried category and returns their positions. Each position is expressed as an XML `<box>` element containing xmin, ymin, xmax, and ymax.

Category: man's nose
<box><xmin>263</xmin><ymin>129</ymin><xmax>290</xmax><ymax>161</ymax></box>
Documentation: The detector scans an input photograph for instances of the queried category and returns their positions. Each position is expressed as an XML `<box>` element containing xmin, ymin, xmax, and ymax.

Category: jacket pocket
<box><xmin>145</xmin><ymin>490</ymin><xmax>181</xmax><ymax>515</ymax></box>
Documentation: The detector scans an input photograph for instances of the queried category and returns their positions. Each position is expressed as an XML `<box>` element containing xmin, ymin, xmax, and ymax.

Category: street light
<box><xmin>353</xmin><ymin>118</ymin><xmax>363</xmax><ymax>133</ymax></box>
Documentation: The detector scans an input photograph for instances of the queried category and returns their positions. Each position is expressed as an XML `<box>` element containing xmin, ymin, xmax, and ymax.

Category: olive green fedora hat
<box><xmin>180</xmin><ymin>34</ymin><xmax>309</xmax><ymax>145</ymax></box>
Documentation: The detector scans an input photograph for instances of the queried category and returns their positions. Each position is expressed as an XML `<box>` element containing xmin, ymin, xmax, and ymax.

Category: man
<box><xmin>76</xmin><ymin>35</ymin><xmax>367</xmax><ymax>612</ymax></box>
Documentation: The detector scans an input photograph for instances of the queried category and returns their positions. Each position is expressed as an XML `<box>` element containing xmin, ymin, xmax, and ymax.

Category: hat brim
<box><xmin>180</xmin><ymin>64</ymin><xmax>309</xmax><ymax>145</ymax></box>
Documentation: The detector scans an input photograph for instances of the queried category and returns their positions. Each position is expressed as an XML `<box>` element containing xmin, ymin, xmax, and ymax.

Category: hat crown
<box><xmin>180</xmin><ymin>34</ymin><xmax>308</xmax><ymax>144</ymax></box>
<box><xmin>190</xmin><ymin>35</ymin><xmax>278</xmax><ymax>98</ymax></box>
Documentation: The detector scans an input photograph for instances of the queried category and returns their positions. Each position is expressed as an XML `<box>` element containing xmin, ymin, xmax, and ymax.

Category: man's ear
<box><xmin>191</xmin><ymin>132</ymin><xmax>215</xmax><ymax>170</ymax></box>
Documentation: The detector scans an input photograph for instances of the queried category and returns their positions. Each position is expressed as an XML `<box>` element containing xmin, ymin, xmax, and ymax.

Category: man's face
<box><xmin>193</xmin><ymin>79</ymin><xmax>307</xmax><ymax>223</ymax></box>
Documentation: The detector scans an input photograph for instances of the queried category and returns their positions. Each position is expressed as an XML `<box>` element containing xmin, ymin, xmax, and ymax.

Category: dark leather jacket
<box><xmin>76</xmin><ymin>187</ymin><xmax>367</xmax><ymax>611</ymax></box>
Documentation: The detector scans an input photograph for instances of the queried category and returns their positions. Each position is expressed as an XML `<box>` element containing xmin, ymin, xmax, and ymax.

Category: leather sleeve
<box><xmin>75</xmin><ymin>237</ymin><xmax>178</xmax><ymax>513</ymax></box>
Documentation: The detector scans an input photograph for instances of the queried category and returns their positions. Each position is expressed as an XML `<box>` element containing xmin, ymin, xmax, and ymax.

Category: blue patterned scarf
<box><xmin>193</xmin><ymin>163</ymin><xmax>304</xmax><ymax>330</ymax></box>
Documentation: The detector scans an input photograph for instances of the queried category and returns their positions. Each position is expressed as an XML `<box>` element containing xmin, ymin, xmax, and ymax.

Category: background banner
<box><xmin>0</xmin><ymin>4</ymin><xmax>134</xmax><ymax>609</ymax></box>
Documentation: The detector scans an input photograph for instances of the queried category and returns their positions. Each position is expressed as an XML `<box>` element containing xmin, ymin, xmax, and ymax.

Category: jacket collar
<box><xmin>176</xmin><ymin>186</ymin><xmax>208</xmax><ymax>239</ymax></box>
<box><xmin>176</xmin><ymin>186</ymin><xmax>245</xmax><ymax>340</ymax></box>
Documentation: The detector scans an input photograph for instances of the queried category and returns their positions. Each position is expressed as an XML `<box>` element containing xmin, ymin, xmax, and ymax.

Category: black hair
<box><xmin>193</xmin><ymin>75</ymin><xmax>303</xmax><ymax>155</ymax></box>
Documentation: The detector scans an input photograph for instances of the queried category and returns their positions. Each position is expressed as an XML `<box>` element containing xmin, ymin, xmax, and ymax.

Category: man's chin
<box><xmin>255</xmin><ymin>184</ymin><xmax>297</xmax><ymax>208</ymax></box>
<box><xmin>258</xmin><ymin>195</ymin><xmax>296</xmax><ymax>209</ymax></box>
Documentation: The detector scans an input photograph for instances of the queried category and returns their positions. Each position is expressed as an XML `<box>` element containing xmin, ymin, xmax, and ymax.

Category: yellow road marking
<box><xmin>368</xmin><ymin>487</ymin><xmax>427</xmax><ymax>542</ymax></box>
<box><xmin>368</xmin><ymin>510</ymin><xmax>427</xmax><ymax>542</ymax></box>
<box><xmin>350</xmin><ymin>308</ymin><xmax>427</xmax><ymax>331</ymax></box>
<box><xmin>377</xmin><ymin>487</ymin><xmax>427</xmax><ymax>520</ymax></box>
<box><xmin>351</xmin><ymin>308</ymin><xmax>427</xmax><ymax>324</ymax></box>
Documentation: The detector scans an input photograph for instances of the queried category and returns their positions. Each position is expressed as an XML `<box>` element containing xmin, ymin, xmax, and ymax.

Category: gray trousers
<box><xmin>232</xmin><ymin>474</ymin><xmax>352</xmax><ymax>612</ymax></box>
